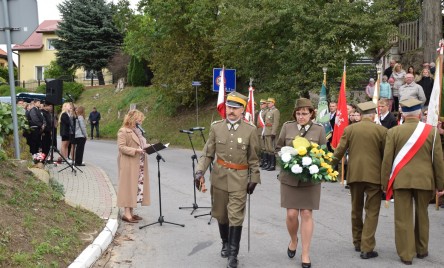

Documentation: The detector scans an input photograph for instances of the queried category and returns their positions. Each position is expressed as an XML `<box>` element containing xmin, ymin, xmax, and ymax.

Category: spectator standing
<box><xmin>27</xmin><ymin>99</ymin><xmax>46</xmax><ymax>155</ymax></box>
<box><xmin>417</xmin><ymin>68</ymin><xmax>434</xmax><ymax>107</ymax></box>
<box><xmin>379</xmin><ymin>76</ymin><xmax>392</xmax><ymax>111</ymax></box>
<box><xmin>429</xmin><ymin>62</ymin><xmax>435</xmax><ymax>76</ymax></box>
<box><xmin>398</xmin><ymin>73</ymin><xmax>426</xmax><ymax>105</ymax></box>
<box><xmin>89</xmin><ymin>107</ymin><xmax>101</xmax><ymax>139</ymax></box>
<box><xmin>365</xmin><ymin>78</ymin><xmax>376</xmax><ymax>100</ymax></box>
<box><xmin>40</xmin><ymin>103</ymin><xmax>53</xmax><ymax>157</ymax></box>
<box><xmin>327</xmin><ymin>101</ymin><xmax>337</xmax><ymax>152</ymax></box>
<box><xmin>59</xmin><ymin>102</ymin><xmax>73</xmax><ymax>162</ymax></box>
<box><xmin>381</xmin><ymin>99</ymin><xmax>444</xmax><ymax>265</ymax></box>
<box><xmin>256</xmin><ymin>99</ymin><xmax>268</xmax><ymax>167</ymax></box>
<box><xmin>379</xmin><ymin>99</ymin><xmax>398</xmax><ymax>129</ymax></box>
<box><xmin>390</xmin><ymin>63</ymin><xmax>406</xmax><ymax>113</ymax></box>
<box><xmin>333</xmin><ymin>101</ymin><xmax>387</xmax><ymax>260</ymax></box>
<box><xmin>74</xmin><ymin>106</ymin><xmax>87</xmax><ymax>166</ymax></box>
<box><xmin>383</xmin><ymin>59</ymin><xmax>396</xmax><ymax>79</ymax></box>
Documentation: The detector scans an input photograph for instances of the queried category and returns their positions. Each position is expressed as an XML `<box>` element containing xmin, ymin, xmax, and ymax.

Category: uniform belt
<box><xmin>265</xmin><ymin>123</ymin><xmax>273</xmax><ymax>126</ymax></box>
<box><xmin>216</xmin><ymin>158</ymin><xmax>248</xmax><ymax>170</ymax></box>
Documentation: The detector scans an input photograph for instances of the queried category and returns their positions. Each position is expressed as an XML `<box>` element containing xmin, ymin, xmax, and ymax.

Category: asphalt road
<box><xmin>85</xmin><ymin>138</ymin><xmax>444</xmax><ymax>268</ymax></box>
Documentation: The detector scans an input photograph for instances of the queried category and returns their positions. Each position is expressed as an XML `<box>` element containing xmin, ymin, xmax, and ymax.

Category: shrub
<box><xmin>0</xmin><ymin>85</ymin><xmax>27</xmax><ymax>96</ymax></box>
<box><xmin>127</xmin><ymin>56</ymin><xmax>135</xmax><ymax>85</ymax></box>
<box><xmin>0</xmin><ymin>103</ymin><xmax>29</xmax><ymax>159</ymax></box>
<box><xmin>131</xmin><ymin>58</ymin><xmax>149</xmax><ymax>86</ymax></box>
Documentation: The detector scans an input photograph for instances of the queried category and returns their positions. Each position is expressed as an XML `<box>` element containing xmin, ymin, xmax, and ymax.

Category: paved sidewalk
<box><xmin>47</xmin><ymin>162</ymin><xmax>118</xmax><ymax>220</ymax></box>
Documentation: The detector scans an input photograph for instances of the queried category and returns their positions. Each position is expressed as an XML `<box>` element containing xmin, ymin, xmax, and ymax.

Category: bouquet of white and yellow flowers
<box><xmin>278</xmin><ymin>137</ymin><xmax>338</xmax><ymax>183</ymax></box>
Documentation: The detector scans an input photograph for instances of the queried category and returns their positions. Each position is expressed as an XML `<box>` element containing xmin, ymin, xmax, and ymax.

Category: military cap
<box><xmin>357</xmin><ymin>101</ymin><xmax>377</xmax><ymax>114</ymax></box>
<box><xmin>226</xmin><ymin>92</ymin><xmax>248</xmax><ymax>108</ymax></box>
<box><xmin>267</xmin><ymin>97</ymin><xmax>276</xmax><ymax>103</ymax></box>
<box><xmin>260</xmin><ymin>99</ymin><xmax>267</xmax><ymax>104</ymax></box>
<box><xmin>294</xmin><ymin>98</ymin><xmax>313</xmax><ymax>109</ymax></box>
<box><xmin>400</xmin><ymin>98</ymin><xmax>422</xmax><ymax>112</ymax></box>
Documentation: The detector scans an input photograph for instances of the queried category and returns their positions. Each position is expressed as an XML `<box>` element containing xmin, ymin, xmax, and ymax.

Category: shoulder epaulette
<box><xmin>244</xmin><ymin>120</ymin><xmax>256</xmax><ymax>128</ymax></box>
<box><xmin>312</xmin><ymin>122</ymin><xmax>323</xmax><ymax>127</ymax></box>
<box><xmin>283</xmin><ymin>120</ymin><xmax>296</xmax><ymax>125</ymax></box>
<box><xmin>211</xmin><ymin>119</ymin><xmax>225</xmax><ymax>126</ymax></box>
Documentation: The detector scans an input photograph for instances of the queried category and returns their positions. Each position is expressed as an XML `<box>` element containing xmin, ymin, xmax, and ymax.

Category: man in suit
<box><xmin>327</xmin><ymin>101</ymin><xmax>337</xmax><ymax>152</ymax></box>
<box><xmin>381</xmin><ymin>99</ymin><xmax>444</xmax><ymax>265</ymax></box>
<box><xmin>255</xmin><ymin>99</ymin><xmax>268</xmax><ymax>167</ymax></box>
<box><xmin>263</xmin><ymin>97</ymin><xmax>280</xmax><ymax>171</ymax></box>
<box><xmin>379</xmin><ymin>98</ymin><xmax>398</xmax><ymax>129</ymax></box>
<box><xmin>195</xmin><ymin>92</ymin><xmax>260</xmax><ymax>268</ymax></box>
<box><xmin>333</xmin><ymin>101</ymin><xmax>387</xmax><ymax>260</ymax></box>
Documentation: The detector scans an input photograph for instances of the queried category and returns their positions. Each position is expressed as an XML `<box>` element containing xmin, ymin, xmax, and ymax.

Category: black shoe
<box><xmin>401</xmin><ymin>259</ymin><xmax>412</xmax><ymax>265</ymax></box>
<box><xmin>360</xmin><ymin>251</ymin><xmax>378</xmax><ymax>259</ymax></box>
<box><xmin>227</xmin><ymin>256</ymin><xmax>238</xmax><ymax>268</ymax></box>
<box><xmin>354</xmin><ymin>246</ymin><xmax>361</xmax><ymax>252</ymax></box>
<box><xmin>416</xmin><ymin>252</ymin><xmax>428</xmax><ymax>259</ymax></box>
<box><xmin>301</xmin><ymin>262</ymin><xmax>311</xmax><ymax>268</ymax></box>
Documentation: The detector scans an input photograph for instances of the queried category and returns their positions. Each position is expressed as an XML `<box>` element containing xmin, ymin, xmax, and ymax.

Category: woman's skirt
<box><xmin>281</xmin><ymin>182</ymin><xmax>321</xmax><ymax>210</ymax></box>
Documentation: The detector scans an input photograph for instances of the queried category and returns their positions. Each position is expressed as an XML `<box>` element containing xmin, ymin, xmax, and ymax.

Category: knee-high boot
<box><xmin>259</xmin><ymin>152</ymin><xmax>265</xmax><ymax>167</ymax></box>
<box><xmin>218</xmin><ymin>223</ymin><xmax>229</xmax><ymax>258</ymax></box>
<box><xmin>227</xmin><ymin>226</ymin><xmax>243</xmax><ymax>268</ymax></box>
<box><xmin>266</xmin><ymin>154</ymin><xmax>276</xmax><ymax>171</ymax></box>
<box><xmin>262</xmin><ymin>153</ymin><xmax>270</xmax><ymax>170</ymax></box>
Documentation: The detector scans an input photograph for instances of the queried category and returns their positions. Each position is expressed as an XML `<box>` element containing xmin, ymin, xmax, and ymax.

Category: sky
<box><xmin>1</xmin><ymin>0</ymin><xmax>139</xmax><ymax>62</ymax></box>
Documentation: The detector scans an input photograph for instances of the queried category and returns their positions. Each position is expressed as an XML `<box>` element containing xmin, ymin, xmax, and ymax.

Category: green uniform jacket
<box><xmin>333</xmin><ymin>118</ymin><xmax>387</xmax><ymax>185</ymax></box>
<box><xmin>264</xmin><ymin>107</ymin><xmax>280</xmax><ymax>136</ymax></box>
<box><xmin>276</xmin><ymin>121</ymin><xmax>326</xmax><ymax>187</ymax></box>
<box><xmin>196</xmin><ymin>119</ymin><xmax>261</xmax><ymax>192</ymax></box>
<box><xmin>381</xmin><ymin>118</ymin><xmax>444</xmax><ymax>191</ymax></box>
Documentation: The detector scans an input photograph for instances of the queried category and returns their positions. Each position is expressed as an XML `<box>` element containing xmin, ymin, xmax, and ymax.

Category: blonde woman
<box><xmin>390</xmin><ymin>63</ymin><xmax>406</xmax><ymax>113</ymax></box>
<box><xmin>117</xmin><ymin>109</ymin><xmax>151</xmax><ymax>223</ymax></box>
<box><xmin>59</xmin><ymin>102</ymin><xmax>73</xmax><ymax>162</ymax></box>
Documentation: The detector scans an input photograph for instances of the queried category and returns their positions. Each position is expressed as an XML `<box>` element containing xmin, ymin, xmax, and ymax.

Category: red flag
<box><xmin>331</xmin><ymin>65</ymin><xmax>348</xmax><ymax>149</ymax></box>
<box><xmin>217</xmin><ymin>67</ymin><xmax>226</xmax><ymax>119</ymax></box>
<box><xmin>244</xmin><ymin>85</ymin><xmax>255</xmax><ymax>123</ymax></box>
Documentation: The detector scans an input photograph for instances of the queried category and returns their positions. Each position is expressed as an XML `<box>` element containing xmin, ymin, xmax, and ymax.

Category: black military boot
<box><xmin>266</xmin><ymin>154</ymin><xmax>276</xmax><ymax>171</ymax></box>
<box><xmin>259</xmin><ymin>152</ymin><xmax>266</xmax><ymax>167</ymax></box>
<box><xmin>261</xmin><ymin>153</ymin><xmax>270</xmax><ymax>170</ymax></box>
<box><xmin>227</xmin><ymin>226</ymin><xmax>242</xmax><ymax>268</ymax></box>
<box><xmin>218</xmin><ymin>223</ymin><xmax>229</xmax><ymax>258</ymax></box>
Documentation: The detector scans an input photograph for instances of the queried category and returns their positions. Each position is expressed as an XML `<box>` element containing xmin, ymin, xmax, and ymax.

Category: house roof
<box><xmin>13</xmin><ymin>20</ymin><xmax>60</xmax><ymax>51</ymax></box>
<box><xmin>0</xmin><ymin>48</ymin><xmax>7</xmax><ymax>58</ymax></box>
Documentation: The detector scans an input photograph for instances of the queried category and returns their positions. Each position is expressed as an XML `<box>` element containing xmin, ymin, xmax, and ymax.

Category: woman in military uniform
<box><xmin>276</xmin><ymin>98</ymin><xmax>326</xmax><ymax>268</ymax></box>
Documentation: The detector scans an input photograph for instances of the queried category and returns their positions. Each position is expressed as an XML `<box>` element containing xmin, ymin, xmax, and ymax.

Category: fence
<box><xmin>18</xmin><ymin>73</ymin><xmax>114</xmax><ymax>91</ymax></box>
<box><xmin>398</xmin><ymin>20</ymin><xmax>422</xmax><ymax>54</ymax></box>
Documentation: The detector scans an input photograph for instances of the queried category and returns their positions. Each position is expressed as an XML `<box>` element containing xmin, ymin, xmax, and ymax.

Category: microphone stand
<box><xmin>179</xmin><ymin>130</ymin><xmax>211</xmax><ymax>215</ymax></box>
<box><xmin>192</xmin><ymin>127</ymin><xmax>214</xmax><ymax>224</ymax></box>
<box><xmin>139</xmin><ymin>126</ymin><xmax>184</xmax><ymax>229</ymax></box>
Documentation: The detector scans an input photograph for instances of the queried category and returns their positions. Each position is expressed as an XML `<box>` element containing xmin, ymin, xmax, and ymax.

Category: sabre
<box><xmin>248</xmin><ymin>168</ymin><xmax>251</xmax><ymax>252</ymax></box>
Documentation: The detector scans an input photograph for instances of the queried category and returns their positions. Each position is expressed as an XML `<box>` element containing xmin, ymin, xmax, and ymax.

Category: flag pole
<box><xmin>436</xmin><ymin>40</ymin><xmax>444</xmax><ymax>210</ymax></box>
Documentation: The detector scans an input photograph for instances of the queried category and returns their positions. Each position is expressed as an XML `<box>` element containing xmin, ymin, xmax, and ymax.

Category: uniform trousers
<box><xmin>394</xmin><ymin>189</ymin><xmax>432</xmax><ymax>261</ymax></box>
<box><xmin>212</xmin><ymin>186</ymin><xmax>247</xmax><ymax>226</ymax></box>
<box><xmin>258</xmin><ymin>133</ymin><xmax>265</xmax><ymax>151</ymax></box>
<box><xmin>264</xmin><ymin>135</ymin><xmax>275</xmax><ymax>153</ymax></box>
<box><xmin>349</xmin><ymin>182</ymin><xmax>381</xmax><ymax>252</ymax></box>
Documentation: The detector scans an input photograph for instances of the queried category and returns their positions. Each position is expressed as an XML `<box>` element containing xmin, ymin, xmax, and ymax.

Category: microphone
<box><xmin>180</xmin><ymin>129</ymin><xmax>194</xmax><ymax>134</ymax></box>
<box><xmin>189</xmin><ymin>127</ymin><xmax>205</xmax><ymax>131</ymax></box>
<box><xmin>136</xmin><ymin>123</ymin><xmax>146</xmax><ymax>134</ymax></box>
<box><xmin>66</xmin><ymin>93</ymin><xmax>74</xmax><ymax>101</ymax></box>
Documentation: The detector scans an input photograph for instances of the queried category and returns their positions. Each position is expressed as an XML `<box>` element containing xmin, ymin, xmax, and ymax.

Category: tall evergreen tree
<box><xmin>54</xmin><ymin>0</ymin><xmax>122</xmax><ymax>85</ymax></box>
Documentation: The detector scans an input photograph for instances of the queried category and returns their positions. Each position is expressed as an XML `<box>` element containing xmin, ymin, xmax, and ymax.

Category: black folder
<box><xmin>145</xmin><ymin>143</ymin><xmax>169</xmax><ymax>155</ymax></box>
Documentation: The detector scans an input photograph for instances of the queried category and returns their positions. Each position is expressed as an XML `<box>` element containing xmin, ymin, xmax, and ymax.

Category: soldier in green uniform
<box><xmin>263</xmin><ymin>97</ymin><xmax>280</xmax><ymax>171</ymax></box>
<box><xmin>333</xmin><ymin>101</ymin><xmax>387</xmax><ymax>260</ymax></box>
<box><xmin>381</xmin><ymin>99</ymin><xmax>444</xmax><ymax>265</ymax></box>
<box><xmin>195</xmin><ymin>92</ymin><xmax>260</xmax><ymax>268</ymax></box>
<box><xmin>256</xmin><ymin>99</ymin><xmax>268</xmax><ymax>167</ymax></box>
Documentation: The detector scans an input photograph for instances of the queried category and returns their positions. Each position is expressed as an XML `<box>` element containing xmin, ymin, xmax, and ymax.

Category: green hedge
<box><xmin>0</xmin><ymin>85</ymin><xmax>27</xmax><ymax>96</ymax></box>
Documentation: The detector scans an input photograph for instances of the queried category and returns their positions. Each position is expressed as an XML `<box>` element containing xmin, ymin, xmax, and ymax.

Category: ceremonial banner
<box><xmin>427</xmin><ymin>52</ymin><xmax>442</xmax><ymax>126</ymax></box>
<box><xmin>217</xmin><ymin>67</ymin><xmax>226</xmax><ymax>119</ymax></box>
<box><xmin>331</xmin><ymin>65</ymin><xmax>348</xmax><ymax>149</ymax></box>
<box><xmin>316</xmin><ymin>83</ymin><xmax>332</xmax><ymax>138</ymax></box>
<box><xmin>245</xmin><ymin>85</ymin><xmax>255</xmax><ymax>123</ymax></box>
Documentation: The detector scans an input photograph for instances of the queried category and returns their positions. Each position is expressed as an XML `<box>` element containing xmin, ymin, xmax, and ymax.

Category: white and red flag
<box><xmin>217</xmin><ymin>66</ymin><xmax>226</xmax><ymax>119</ymax></box>
<box><xmin>244</xmin><ymin>81</ymin><xmax>255</xmax><ymax>123</ymax></box>
<box><xmin>331</xmin><ymin>64</ymin><xmax>348</xmax><ymax>149</ymax></box>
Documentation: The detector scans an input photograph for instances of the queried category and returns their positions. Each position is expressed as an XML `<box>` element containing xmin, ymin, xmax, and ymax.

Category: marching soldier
<box><xmin>381</xmin><ymin>99</ymin><xmax>444</xmax><ymax>265</ymax></box>
<box><xmin>256</xmin><ymin>99</ymin><xmax>268</xmax><ymax>167</ymax></box>
<box><xmin>263</xmin><ymin>97</ymin><xmax>280</xmax><ymax>171</ymax></box>
<box><xmin>333</xmin><ymin>101</ymin><xmax>387</xmax><ymax>260</ymax></box>
<box><xmin>195</xmin><ymin>92</ymin><xmax>260</xmax><ymax>268</ymax></box>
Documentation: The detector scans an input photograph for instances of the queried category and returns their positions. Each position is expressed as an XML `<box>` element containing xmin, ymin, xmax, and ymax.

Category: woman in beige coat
<box><xmin>117</xmin><ymin>109</ymin><xmax>150</xmax><ymax>223</ymax></box>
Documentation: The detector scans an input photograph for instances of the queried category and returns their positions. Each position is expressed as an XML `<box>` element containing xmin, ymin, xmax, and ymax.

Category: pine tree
<box><xmin>54</xmin><ymin>0</ymin><xmax>122</xmax><ymax>85</ymax></box>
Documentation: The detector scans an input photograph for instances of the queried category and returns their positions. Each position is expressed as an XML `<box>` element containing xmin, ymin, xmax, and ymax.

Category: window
<box><xmin>85</xmin><ymin>70</ymin><xmax>98</xmax><ymax>80</ymax></box>
<box><xmin>36</xmin><ymin>66</ymin><xmax>45</xmax><ymax>80</ymax></box>
<box><xmin>47</xmin><ymin>39</ymin><xmax>57</xmax><ymax>50</ymax></box>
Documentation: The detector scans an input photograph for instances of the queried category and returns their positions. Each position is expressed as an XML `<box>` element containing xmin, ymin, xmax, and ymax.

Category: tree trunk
<box><xmin>97</xmin><ymin>70</ymin><xmax>105</xmax><ymax>85</ymax></box>
<box><xmin>422</xmin><ymin>0</ymin><xmax>442</xmax><ymax>63</ymax></box>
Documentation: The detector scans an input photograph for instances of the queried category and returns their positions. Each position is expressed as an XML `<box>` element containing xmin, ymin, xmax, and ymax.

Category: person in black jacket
<box><xmin>417</xmin><ymin>68</ymin><xmax>434</xmax><ymax>107</ymax></box>
<box><xmin>27</xmin><ymin>99</ymin><xmax>46</xmax><ymax>155</ymax></box>
<box><xmin>88</xmin><ymin>107</ymin><xmax>101</xmax><ymax>139</ymax></box>
<box><xmin>59</xmin><ymin>102</ymin><xmax>73</xmax><ymax>162</ymax></box>
<box><xmin>378</xmin><ymin>98</ymin><xmax>397</xmax><ymax>129</ymax></box>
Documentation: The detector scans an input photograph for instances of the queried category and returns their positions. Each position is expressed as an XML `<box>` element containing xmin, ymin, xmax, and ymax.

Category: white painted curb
<box><xmin>69</xmin><ymin>219</ymin><xmax>118</xmax><ymax>268</ymax></box>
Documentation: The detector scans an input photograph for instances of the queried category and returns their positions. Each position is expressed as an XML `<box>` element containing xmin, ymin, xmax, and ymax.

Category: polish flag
<box><xmin>217</xmin><ymin>67</ymin><xmax>226</xmax><ymax>119</ymax></box>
